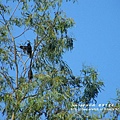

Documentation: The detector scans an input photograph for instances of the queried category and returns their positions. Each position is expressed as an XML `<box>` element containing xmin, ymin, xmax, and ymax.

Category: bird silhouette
<box><xmin>20</xmin><ymin>42</ymin><xmax>32</xmax><ymax>58</ymax></box>
<box><xmin>27</xmin><ymin>43</ymin><xmax>32</xmax><ymax>58</ymax></box>
<box><xmin>28</xmin><ymin>68</ymin><xmax>33</xmax><ymax>82</ymax></box>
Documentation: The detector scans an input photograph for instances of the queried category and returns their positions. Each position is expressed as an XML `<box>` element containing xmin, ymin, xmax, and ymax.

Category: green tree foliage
<box><xmin>82</xmin><ymin>89</ymin><xmax>120</xmax><ymax>120</ymax></box>
<box><xmin>101</xmin><ymin>89</ymin><xmax>120</xmax><ymax>120</ymax></box>
<box><xmin>0</xmin><ymin>0</ymin><xmax>105</xmax><ymax>120</ymax></box>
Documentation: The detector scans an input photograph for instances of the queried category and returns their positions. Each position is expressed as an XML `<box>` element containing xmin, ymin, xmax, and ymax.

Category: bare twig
<box><xmin>10</xmin><ymin>1</ymin><xmax>21</xmax><ymax>20</ymax></box>
<box><xmin>0</xmin><ymin>20</ymin><xmax>5</xmax><ymax>25</ymax></box>
<box><xmin>14</xmin><ymin>27</ymin><xmax>30</xmax><ymax>39</ymax></box>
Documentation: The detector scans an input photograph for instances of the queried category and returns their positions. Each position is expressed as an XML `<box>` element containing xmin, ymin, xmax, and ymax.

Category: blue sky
<box><xmin>63</xmin><ymin>0</ymin><xmax>120</xmax><ymax>104</ymax></box>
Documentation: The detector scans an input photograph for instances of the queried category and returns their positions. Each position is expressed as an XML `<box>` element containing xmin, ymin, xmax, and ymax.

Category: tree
<box><xmin>0</xmin><ymin>0</ymin><xmax>104</xmax><ymax>120</ymax></box>
<box><xmin>101</xmin><ymin>89</ymin><xmax>120</xmax><ymax>120</ymax></box>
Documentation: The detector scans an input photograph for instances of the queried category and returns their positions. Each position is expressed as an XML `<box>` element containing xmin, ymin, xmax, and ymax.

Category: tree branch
<box><xmin>0</xmin><ymin>20</ymin><xmax>5</xmax><ymax>25</ymax></box>
<box><xmin>14</xmin><ymin>27</ymin><xmax>30</xmax><ymax>39</ymax></box>
<box><xmin>13</xmin><ymin>41</ymin><xmax>19</xmax><ymax>88</ymax></box>
<box><xmin>11</xmin><ymin>112</ymin><xmax>15</xmax><ymax>120</ymax></box>
<box><xmin>2</xmin><ymin>15</ymin><xmax>19</xmax><ymax>88</ymax></box>
<box><xmin>22</xmin><ymin>94</ymin><xmax>38</xmax><ymax>101</ymax></box>
<box><xmin>10</xmin><ymin>1</ymin><xmax>21</xmax><ymax>20</ymax></box>
<box><xmin>17</xmin><ymin>52</ymin><xmax>29</xmax><ymax>77</ymax></box>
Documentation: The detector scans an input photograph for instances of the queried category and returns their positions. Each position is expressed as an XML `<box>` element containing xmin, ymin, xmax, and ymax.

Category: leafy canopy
<box><xmin>0</xmin><ymin>0</ymin><xmax>108</xmax><ymax>120</ymax></box>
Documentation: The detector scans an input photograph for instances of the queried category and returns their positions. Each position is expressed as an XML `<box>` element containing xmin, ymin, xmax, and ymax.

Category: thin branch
<box><xmin>14</xmin><ymin>27</ymin><xmax>30</xmax><ymax>39</ymax></box>
<box><xmin>10</xmin><ymin>1</ymin><xmax>21</xmax><ymax>20</ymax></box>
<box><xmin>23</xmin><ymin>57</ymin><xmax>29</xmax><ymax>76</ymax></box>
<box><xmin>6</xmin><ymin>27</ymin><xmax>19</xmax><ymax>88</ymax></box>
<box><xmin>14</xmin><ymin>41</ymin><xmax>19</xmax><ymax>88</ymax></box>
<box><xmin>22</xmin><ymin>94</ymin><xmax>38</xmax><ymax>100</ymax></box>
<box><xmin>17</xmin><ymin>52</ymin><xmax>27</xmax><ymax>77</ymax></box>
<box><xmin>0</xmin><ymin>20</ymin><xmax>5</xmax><ymax>25</ymax></box>
<box><xmin>0</xmin><ymin>13</ymin><xmax>7</xmax><ymax>25</ymax></box>
<box><xmin>11</xmin><ymin>112</ymin><xmax>15</xmax><ymax>120</ymax></box>
<box><xmin>2</xmin><ymin>13</ymin><xmax>19</xmax><ymax>88</ymax></box>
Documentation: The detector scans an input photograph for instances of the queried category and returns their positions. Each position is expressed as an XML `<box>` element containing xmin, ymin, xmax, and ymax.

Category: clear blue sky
<box><xmin>63</xmin><ymin>0</ymin><xmax>120</xmax><ymax>104</ymax></box>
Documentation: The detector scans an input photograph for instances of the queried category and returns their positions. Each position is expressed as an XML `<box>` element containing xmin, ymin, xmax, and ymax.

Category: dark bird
<box><xmin>20</xmin><ymin>42</ymin><xmax>32</xmax><ymax>58</ymax></box>
<box><xmin>27</xmin><ymin>43</ymin><xmax>32</xmax><ymax>58</ymax></box>
<box><xmin>20</xmin><ymin>45</ymin><xmax>28</xmax><ymax>53</ymax></box>
<box><xmin>28</xmin><ymin>68</ymin><xmax>33</xmax><ymax>82</ymax></box>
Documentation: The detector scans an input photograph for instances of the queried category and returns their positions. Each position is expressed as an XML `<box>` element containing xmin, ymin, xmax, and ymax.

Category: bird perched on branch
<box><xmin>28</xmin><ymin>68</ymin><xmax>33</xmax><ymax>82</ymax></box>
<box><xmin>20</xmin><ymin>45</ymin><xmax>27</xmax><ymax>53</ymax></box>
<box><xmin>20</xmin><ymin>42</ymin><xmax>32</xmax><ymax>58</ymax></box>
<box><xmin>27</xmin><ymin>43</ymin><xmax>32</xmax><ymax>58</ymax></box>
